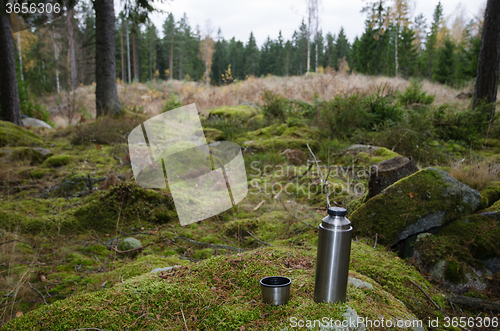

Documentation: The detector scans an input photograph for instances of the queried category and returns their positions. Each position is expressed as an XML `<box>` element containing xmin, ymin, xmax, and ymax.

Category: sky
<box><xmin>148</xmin><ymin>0</ymin><xmax>485</xmax><ymax>46</ymax></box>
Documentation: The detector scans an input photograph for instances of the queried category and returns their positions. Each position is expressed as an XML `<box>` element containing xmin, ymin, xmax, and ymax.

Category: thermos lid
<box><xmin>327</xmin><ymin>207</ymin><xmax>347</xmax><ymax>216</ymax></box>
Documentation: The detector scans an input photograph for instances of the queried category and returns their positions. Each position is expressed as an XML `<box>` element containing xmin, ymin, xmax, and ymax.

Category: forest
<box><xmin>1</xmin><ymin>0</ymin><xmax>500</xmax><ymax>329</ymax></box>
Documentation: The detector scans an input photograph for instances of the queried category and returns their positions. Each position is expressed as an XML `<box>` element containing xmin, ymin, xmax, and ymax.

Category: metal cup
<box><xmin>260</xmin><ymin>276</ymin><xmax>291</xmax><ymax>305</ymax></box>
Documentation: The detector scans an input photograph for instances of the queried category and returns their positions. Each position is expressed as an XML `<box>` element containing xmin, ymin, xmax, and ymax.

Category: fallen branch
<box><xmin>28</xmin><ymin>282</ymin><xmax>47</xmax><ymax>305</ymax></box>
<box><xmin>175</xmin><ymin>237</ymin><xmax>246</xmax><ymax>253</ymax></box>
<box><xmin>298</xmin><ymin>162</ymin><xmax>314</xmax><ymax>180</ymax></box>
<box><xmin>70</xmin><ymin>328</ymin><xmax>111</xmax><ymax>331</ymax></box>
<box><xmin>307</xmin><ymin>143</ymin><xmax>330</xmax><ymax>208</ymax></box>
<box><xmin>446</xmin><ymin>294</ymin><xmax>500</xmax><ymax>312</ymax></box>
<box><xmin>0</xmin><ymin>239</ymin><xmax>33</xmax><ymax>248</ymax></box>
<box><xmin>111</xmin><ymin>243</ymin><xmax>151</xmax><ymax>254</ymax></box>
<box><xmin>408</xmin><ymin>279</ymin><xmax>444</xmax><ymax>313</ymax></box>
<box><xmin>246</xmin><ymin>231</ymin><xmax>272</xmax><ymax>247</ymax></box>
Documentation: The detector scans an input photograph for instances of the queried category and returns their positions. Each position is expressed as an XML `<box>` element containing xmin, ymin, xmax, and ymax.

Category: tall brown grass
<box><xmin>42</xmin><ymin>73</ymin><xmax>479</xmax><ymax>127</ymax></box>
<box><xmin>449</xmin><ymin>158</ymin><xmax>500</xmax><ymax>191</ymax></box>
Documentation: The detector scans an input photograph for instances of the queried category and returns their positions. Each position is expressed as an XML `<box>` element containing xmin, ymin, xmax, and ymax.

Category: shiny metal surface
<box><xmin>314</xmin><ymin>210</ymin><xmax>353</xmax><ymax>303</ymax></box>
<box><xmin>260</xmin><ymin>276</ymin><xmax>291</xmax><ymax>305</ymax></box>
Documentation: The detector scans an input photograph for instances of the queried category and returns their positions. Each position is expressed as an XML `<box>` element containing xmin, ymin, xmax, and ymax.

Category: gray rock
<box><xmin>348</xmin><ymin>277</ymin><xmax>374</xmax><ymax>290</ymax></box>
<box><xmin>32</xmin><ymin>148</ymin><xmax>52</xmax><ymax>157</ymax></box>
<box><xmin>22</xmin><ymin>117</ymin><xmax>52</xmax><ymax>129</ymax></box>
<box><xmin>150</xmin><ymin>266</ymin><xmax>175</xmax><ymax>273</ymax></box>
<box><xmin>118</xmin><ymin>237</ymin><xmax>142</xmax><ymax>251</ymax></box>
<box><xmin>347</xmin><ymin>144</ymin><xmax>379</xmax><ymax>154</ymax></box>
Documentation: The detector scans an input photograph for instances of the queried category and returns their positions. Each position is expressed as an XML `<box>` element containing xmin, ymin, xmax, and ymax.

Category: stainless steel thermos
<box><xmin>314</xmin><ymin>207</ymin><xmax>353</xmax><ymax>303</ymax></box>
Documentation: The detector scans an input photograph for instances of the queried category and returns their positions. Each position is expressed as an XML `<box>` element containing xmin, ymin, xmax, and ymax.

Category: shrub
<box><xmin>162</xmin><ymin>94</ymin><xmax>183</xmax><ymax>112</ymax></box>
<box><xmin>432</xmin><ymin>104</ymin><xmax>488</xmax><ymax>142</ymax></box>
<box><xmin>397</xmin><ymin>79</ymin><xmax>435</xmax><ymax>106</ymax></box>
<box><xmin>317</xmin><ymin>94</ymin><xmax>373</xmax><ymax>138</ymax></box>
<box><xmin>261</xmin><ymin>90</ymin><xmax>289</xmax><ymax>122</ymax></box>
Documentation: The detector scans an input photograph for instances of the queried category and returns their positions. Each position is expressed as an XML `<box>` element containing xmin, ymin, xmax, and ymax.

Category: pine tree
<box><xmin>244</xmin><ymin>32</ymin><xmax>259</xmax><ymax>77</ymax></box>
<box><xmin>432</xmin><ymin>39</ymin><xmax>455</xmax><ymax>84</ymax></box>
<box><xmin>424</xmin><ymin>2</ymin><xmax>443</xmax><ymax>78</ymax></box>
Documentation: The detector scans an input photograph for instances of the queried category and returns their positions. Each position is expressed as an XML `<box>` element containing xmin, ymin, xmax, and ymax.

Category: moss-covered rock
<box><xmin>236</xmin><ymin>123</ymin><xmax>321</xmax><ymax>151</ymax></box>
<box><xmin>0</xmin><ymin>120</ymin><xmax>42</xmax><ymax>147</ymax></box>
<box><xmin>42</xmin><ymin>154</ymin><xmax>74</xmax><ymax>167</ymax></box>
<box><xmin>332</xmin><ymin>145</ymin><xmax>401</xmax><ymax>168</ymax></box>
<box><xmin>3</xmin><ymin>245</ymin><xmax>438</xmax><ymax>331</ymax></box>
<box><xmin>480</xmin><ymin>181</ymin><xmax>500</xmax><ymax>208</ymax></box>
<box><xmin>118</xmin><ymin>237</ymin><xmax>142</xmax><ymax>251</ymax></box>
<box><xmin>208</xmin><ymin>105</ymin><xmax>260</xmax><ymax>119</ymax></box>
<box><xmin>350</xmin><ymin>167</ymin><xmax>482</xmax><ymax>246</ymax></box>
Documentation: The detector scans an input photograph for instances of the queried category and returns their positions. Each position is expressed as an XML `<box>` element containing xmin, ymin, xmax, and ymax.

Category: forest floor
<box><xmin>1</xmin><ymin>73</ymin><xmax>500</xmax><ymax>330</ymax></box>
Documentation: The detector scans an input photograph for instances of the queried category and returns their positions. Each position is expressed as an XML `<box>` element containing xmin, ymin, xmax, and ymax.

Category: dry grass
<box><xmin>39</xmin><ymin>72</ymin><xmax>492</xmax><ymax>128</ymax></box>
<box><xmin>449</xmin><ymin>158</ymin><xmax>500</xmax><ymax>191</ymax></box>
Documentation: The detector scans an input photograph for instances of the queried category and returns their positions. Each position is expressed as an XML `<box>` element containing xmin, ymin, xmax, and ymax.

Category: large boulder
<box><xmin>0</xmin><ymin>120</ymin><xmax>42</xmax><ymax>147</ymax></box>
<box><xmin>412</xmin><ymin>212</ymin><xmax>500</xmax><ymax>291</ymax></box>
<box><xmin>22</xmin><ymin>117</ymin><xmax>53</xmax><ymax>128</ymax></box>
<box><xmin>350</xmin><ymin>167</ymin><xmax>482</xmax><ymax>246</ymax></box>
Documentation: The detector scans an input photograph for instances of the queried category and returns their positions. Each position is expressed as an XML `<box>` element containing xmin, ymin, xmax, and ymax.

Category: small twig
<box><xmin>70</xmin><ymin>328</ymin><xmax>111</xmax><ymax>331</ymax></box>
<box><xmin>246</xmin><ymin>231</ymin><xmax>272</xmax><ymax>247</ymax></box>
<box><xmin>408</xmin><ymin>279</ymin><xmax>444</xmax><ymax>313</ymax></box>
<box><xmin>0</xmin><ymin>239</ymin><xmax>33</xmax><ymax>248</ymax></box>
<box><xmin>391</xmin><ymin>130</ymin><xmax>410</xmax><ymax>151</ymax></box>
<box><xmin>111</xmin><ymin>243</ymin><xmax>151</xmax><ymax>254</ymax></box>
<box><xmin>373</xmin><ymin>233</ymin><xmax>378</xmax><ymax>249</ymax></box>
<box><xmin>298</xmin><ymin>163</ymin><xmax>314</xmax><ymax>179</ymax></box>
<box><xmin>253</xmin><ymin>200</ymin><xmax>265</xmax><ymax>211</ymax></box>
<box><xmin>175</xmin><ymin>237</ymin><xmax>246</xmax><ymax>253</ymax></box>
<box><xmin>307</xmin><ymin>143</ymin><xmax>330</xmax><ymax>208</ymax></box>
<box><xmin>180</xmin><ymin>307</ymin><xmax>189</xmax><ymax>331</ymax></box>
<box><xmin>28</xmin><ymin>282</ymin><xmax>47</xmax><ymax>305</ymax></box>
<box><xmin>278</xmin><ymin>197</ymin><xmax>318</xmax><ymax>230</ymax></box>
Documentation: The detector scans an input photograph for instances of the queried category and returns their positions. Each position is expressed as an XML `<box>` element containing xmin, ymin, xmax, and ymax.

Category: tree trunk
<box><xmin>126</xmin><ymin>19</ymin><xmax>131</xmax><ymax>83</ymax></box>
<box><xmin>52</xmin><ymin>30</ymin><xmax>60</xmax><ymax>94</ymax></box>
<box><xmin>472</xmin><ymin>0</ymin><xmax>500</xmax><ymax>121</ymax></box>
<box><xmin>121</xmin><ymin>20</ymin><xmax>124</xmax><ymax>81</ymax></box>
<box><xmin>0</xmin><ymin>16</ymin><xmax>22</xmax><ymax>126</ymax></box>
<box><xmin>132</xmin><ymin>32</ymin><xmax>137</xmax><ymax>80</ymax></box>
<box><xmin>94</xmin><ymin>0</ymin><xmax>122</xmax><ymax>117</ymax></box>
<box><xmin>368</xmin><ymin>156</ymin><xmax>419</xmax><ymax>199</ymax></box>
<box><xmin>67</xmin><ymin>8</ymin><xmax>77</xmax><ymax>90</ymax></box>
<box><xmin>395</xmin><ymin>24</ymin><xmax>399</xmax><ymax>77</ymax></box>
<box><xmin>170</xmin><ymin>32</ymin><xmax>174</xmax><ymax>80</ymax></box>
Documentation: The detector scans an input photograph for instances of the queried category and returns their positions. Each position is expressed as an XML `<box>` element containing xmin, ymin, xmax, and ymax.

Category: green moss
<box><xmin>0</xmin><ymin>120</ymin><xmax>42</xmax><ymax>147</ymax></box>
<box><xmin>370</xmin><ymin>147</ymin><xmax>401</xmax><ymax>164</ymax></box>
<box><xmin>480</xmin><ymin>182</ymin><xmax>500</xmax><ymax>208</ymax></box>
<box><xmin>42</xmin><ymin>154</ymin><xmax>74</xmax><ymax>167</ymax></box>
<box><xmin>208</xmin><ymin>105</ymin><xmax>259</xmax><ymax>119</ymax></box>
<box><xmin>350</xmin><ymin>168</ymin><xmax>481</xmax><ymax>246</ymax></box>
<box><xmin>444</xmin><ymin>260</ymin><xmax>464</xmax><ymax>283</ymax></box>
<box><xmin>202</xmin><ymin>127</ymin><xmax>224</xmax><ymax>142</ymax></box>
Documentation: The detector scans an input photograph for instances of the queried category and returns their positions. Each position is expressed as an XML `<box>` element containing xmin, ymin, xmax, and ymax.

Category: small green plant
<box><xmin>397</xmin><ymin>79</ymin><xmax>435</xmax><ymax>106</ymax></box>
<box><xmin>162</xmin><ymin>94</ymin><xmax>183</xmax><ymax>112</ymax></box>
